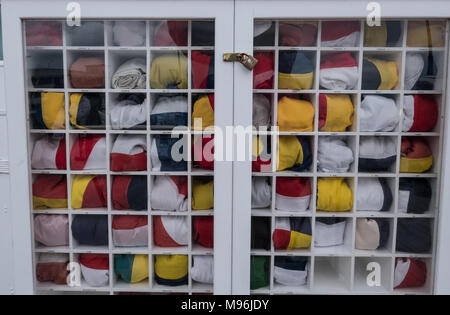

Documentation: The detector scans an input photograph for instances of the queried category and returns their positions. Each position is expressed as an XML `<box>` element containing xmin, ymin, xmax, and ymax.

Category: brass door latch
<box><xmin>223</xmin><ymin>53</ymin><xmax>258</xmax><ymax>70</ymax></box>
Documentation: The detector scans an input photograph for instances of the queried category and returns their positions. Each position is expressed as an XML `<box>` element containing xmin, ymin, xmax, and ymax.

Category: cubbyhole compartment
<box><xmin>149</xmin><ymin>21</ymin><xmax>188</xmax><ymax>47</ymax></box>
<box><xmin>393</xmin><ymin>257</ymin><xmax>433</xmax><ymax>294</ymax></box>
<box><xmin>395</xmin><ymin>218</ymin><xmax>434</xmax><ymax>255</ymax></box>
<box><xmin>316</xmin><ymin>177</ymin><xmax>355</xmax><ymax>214</ymax></box>
<box><xmin>71</xmin><ymin>214</ymin><xmax>109</xmax><ymax>252</ymax></box>
<box><xmin>33</xmin><ymin>213</ymin><xmax>70</xmax><ymax>251</ymax></box>
<box><xmin>66</xmin><ymin>51</ymin><xmax>105</xmax><ymax>89</ymax></box>
<box><xmin>358</xmin><ymin>135</ymin><xmax>398</xmax><ymax>174</ymax></box>
<box><xmin>150</xmin><ymin>93</ymin><xmax>189</xmax><ymax>130</ymax></box>
<box><xmin>319</xmin><ymin>51</ymin><xmax>360</xmax><ymax>91</ymax></box>
<box><xmin>111</xmin><ymin>214</ymin><xmax>149</xmax><ymax>251</ymax></box>
<box><xmin>191</xmin><ymin>93</ymin><xmax>214</xmax><ymax>131</ymax></box>
<box><xmin>399</xmin><ymin>135</ymin><xmax>440</xmax><ymax>175</ymax></box>
<box><xmin>275</xmin><ymin>135</ymin><xmax>314</xmax><ymax>174</ymax></box>
<box><xmin>274</xmin><ymin>176</ymin><xmax>312</xmax><ymax>213</ymax></box>
<box><xmin>355</xmin><ymin>176</ymin><xmax>396</xmax><ymax>214</ymax></box>
<box><xmin>398</xmin><ymin>176</ymin><xmax>437</xmax><ymax>215</ymax></box>
<box><xmin>108</xmin><ymin>92</ymin><xmax>148</xmax><ymax>130</ymax></box>
<box><xmin>313</xmin><ymin>217</ymin><xmax>353</xmax><ymax>256</ymax></box>
<box><xmin>192</xmin><ymin>50</ymin><xmax>214</xmax><ymax>90</ymax></box>
<box><xmin>364</xmin><ymin>20</ymin><xmax>404</xmax><ymax>47</ymax></box>
<box><xmin>401</xmin><ymin>93</ymin><xmax>443</xmax><ymax>134</ymax></box>
<box><xmin>278</xmin><ymin>21</ymin><xmax>318</xmax><ymax>47</ymax></box>
<box><xmin>271</xmin><ymin>256</ymin><xmax>311</xmax><ymax>293</ymax></box>
<box><xmin>251</xmin><ymin>176</ymin><xmax>273</xmax><ymax>213</ymax></box>
<box><xmin>149</xmin><ymin>51</ymin><xmax>188</xmax><ymax>90</ymax></box>
<box><xmin>276</xmin><ymin>93</ymin><xmax>316</xmax><ymax>132</ymax></box>
<box><xmin>69</xmin><ymin>173</ymin><xmax>108</xmax><ymax>212</ymax></box>
<box><xmin>69</xmin><ymin>133</ymin><xmax>107</xmax><ymax>172</ymax></box>
<box><xmin>354</xmin><ymin>217</ymin><xmax>394</xmax><ymax>255</ymax></box>
<box><xmin>113</xmin><ymin>254</ymin><xmax>151</xmax><ymax>291</ymax></box>
<box><xmin>253</xmin><ymin>50</ymin><xmax>275</xmax><ymax>90</ymax></box>
<box><xmin>406</xmin><ymin>20</ymin><xmax>446</xmax><ymax>48</ymax></box>
<box><xmin>111</xmin><ymin>175</ymin><xmax>148</xmax><ymax>211</ymax></box>
<box><xmin>29</xmin><ymin>133</ymin><xmax>67</xmax><ymax>170</ymax></box>
<box><xmin>108</xmin><ymin>50</ymin><xmax>147</xmax><ymax>90</ymax></box>
<box><xmin>362</xmin><ymin>51</ymin><xmax>403</xmax><ymax>91</ymax></box>
<box><xmin>254</xmin><ymin>20</ymin><xmax>275</xmax><ymax>47</ymax></box>
<box><xmin>278</xmin><ymin>50</ymin><xmax>317</xmax><ymax>91</ymax></box>
<box><xmin>318</xmin><ymin>93</ymin><xmax>358</xmax><ymax>132</ymax></box>
<box><xmin>317</xmin><ymin>135</ymin><xmax>356</xmax><ymax>174</ymax></box>
<box><xmin>66</xmin><ymin>21</ymin><xmax>105</xmax><ymax>47</ymax></box>
<box><xmin>152</xmin><ymin>215</ymin><xmax>189</xmax><ymax>252</ymax></box>
<box><xmin>69</xmin><ymin>92</ymin><xmax>106</xmax><ymax>130</ymax></box>
<box><xmin>191</xmin><ymin>255</ymin><xmax>214</xmax><ymax>292</ymax></box>
<box><xmin>152</xmin><ymin>254</ymin><xmax>189</xmax><ymax>291</ymax></box>
<box><xmin>404</xmin><ymin>51</ymin><xmax>445</xmax><ymax>91</ymax></box>
<box><xmin>319</xmin><ymin>20</ymin><xmax>361</xmax><ymax>48</ymax></box>
<box><xmin>360</xmin><ymin>93</ymin><xmax>401</xmax><ymax>133</ymax></box>
<box><xmin>273</xmin><ymin>216</ymin><xmax>312</xmax><ymax>254</ymax></box>
<box><xmin>28</xmin><ymin>92</ymin><xmax>65</xmax><ymax>130</ymax></box>
<box><xmin>252</xmin><ymin>93</ymin><xmax>274</xmax><ymax>130</ymax></box>
<box><xmin>250</xmin><ymin>255</ymin><xmax>271</xmax><ymax>292</ymax></box>
<box><xmin>353</xmin><ymin>256</ymin><xmax>393</xmax><ymax>293</ymax></box>
<box><xmin>31</xmin><ymin>174</ymin><xmax>68</xmax><ymax>212</ymax></box>
<box><xmin>73</xmin><ymin>252</ymin><xmax>111</xmax><ymax>290</ymax></box>
<box><xmin>109</xmin><ymin>133</ymin><xmax>148</xmax><ymax>173</ymax></box>
<box><xmin>149</xmin><ymin>134</ymin><xmax>188</xmax><ymax>172</ymax></box>
<box><xmin>150</xmin><ymin>174</ymin><xmax>188</xmax><ymax>212</ymax></box>
<box><xmin>105</xmin><ymin>21</ymin><xmax>147</xmax><ymax>47</ymax></box>
<box><xmin>251</xmin><ymin>216</ymin><xmax>272</xmax><ymax>252</ymax></box>
<box><xmin>25</xmin><ymin>20</ymin><xmax>63</xmax><ymax>47</ymax></box>
<box><xmin>34</xmin><ymin>252</ymin><xmax>71</xmax><ymax>289</ymax></box>
<box><xmin>313</xmin><ymin>256</ymin><xmax>352</xmax><ymax>292</ymax></box>
<box><xmin>26</xmin><ymin>50</ymin><xmax>64</xmax><ymax>89</ymax></box>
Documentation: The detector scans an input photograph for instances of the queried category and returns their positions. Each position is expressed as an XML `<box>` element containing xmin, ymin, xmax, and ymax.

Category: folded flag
<box><xmin>400</xmin><ymin>137</ymin><xmax>433</xmax><ymax>173</ymax></box>
<box><xmin>360</xmin><ymin>95</ymin><xmax>398</xmax><ymax>132</ymax></box>
<box><xmin>69</xmin><ymin>93</ymin><xmax>105</xmax><ymax>129</ymax></box>
<box><xmin>36</xmin><ymin>253</ymin><xmax>69</xmax><ymax>285</ymax></box>
<box><xmin>154</xmin><ymin>21</ymin><xmax>188</xmax><ymax>46</ymax></box>
<box><xmin>31</xmin><ymin>135</ymin><xmax>66</xmax><ymax>170</ymax></box>
<box><xmin>192</xmin><ymin>178</ymin><xmax>214</xmax><ymax>210</ymax></box>
<box><xmin>407</xmin><ymin>21</ymin><xmax>446</xmax><ymax>47</ymax></box>
<box><xmin>112</xmin><ymin>21</ymin><xmax>146</xmax><ymax>47</ymax></box>
<box><xmin>192</xmin><ymin>21</ymin><xmax>215</xmax><ymax>46</ymax></box>
<box><xmin>317</xmin><ymin>177</ymin><xmax>353</xmax><ymax>212</ymax></box>
<box><xmin>321</xmin><ymin>21</ymin><xmax>360</xmax><ymax>47</ymax></box>
<box><xmin>362</xmin><ymin>57</ymin><xmax>399</xmax><ymax>90</ymax></box>
<box><xmin>275</xmin><ymin>177</ymin><xmax>311</xmax><ymax>212</ymax></box>
<box><xmin>115</xmin><ymin>254</ymin><xmax>149</xmax><ymax>283</ymax></box>
<box><xmin>254</xmin><ymin>21</ymin><xmax>275</xmax><ymax>46</ymax></box>
<box><xmin>150</xmin><ymin>176</ymin><xmax>188</xmax><ymax>211</ymax></box>
<box><xmin>112</xmin><ymin>215</ymin><xmax>148</xmax><ymax>247</ymax></box>
<box><xmin>274</xmin><ymin>256</ymin><xmax>308</xmax><ymax>286</ymax></box>
<box><xmin>192</xmin><ymin>94</ymin><xmax>214</xmax><ymax>130</ymax></box>
<box><xmin>191</xmin><ymin>256</ymin><xmax>214</xmax><ymax>284</ymax></box>
<box><xmin>402</xmin><ymin>95</ymin><xmax>438</xmax><ymax>132</ymax></box>
<box><xmin>404</xmin><ymin>53</ymin><xmax>437</xmax><ymax>90</ymax></box>
<box><xmin>192</xmin><ymin>135</ymin><xmax>214</xmax><ymax>170</ymax></box>
<box><xmin>192</xmin><ymin>51</ymin><xmax>214</xmax><ymax>89</ymax></box>
<box><xmin>26</xmin><ymin>21</ymin><xmax>63</xmax><ymax>46</ymax></box>
<box><xmin>193</xmin><ymin>216</ymin><xmax>214</xmax><ymax>248</ymax></box>
<box><xmin>80</xmin><ymin>254</ymin><xmax>109</xmax><ymax>287</ymax></box>
<box><xmin>279</xmin><ymin>22</ymin><xmax>317</xmax><ymax>47</ymax></box>
<box><xmin>320</xmin><ymin>52</ymin><xmax>358</xmax><ymax>90</ymax></box>
<box><xmin>34</xmin><ymin>214</ymin><xmax>69</xmax><ymax>247</ymax></box>
<box><xmin>111</xmin><ymin>58</ymin><xmax>146</xmax><ymax>89</ymax></box>
<box><xmin>150</xmin><ymin>54</ymin><xmax>188</xmax><ymax>89</ymax></box>
<box><xmin>33</xmin><ymin>175</ymin><xmax>67</xmax><ymax>210</ymax></box>
<box><xmin>70</xmin><ymin>134</ymin><xmax>106</xmax><ymax>170</ymax></box>
<box><xmin>71</xmin><ymin>215</ymin><xmax>108</xmax><ymax>246</ymax></box>
<box><xmin>277</xmin><ymin>96</ymin><xmax>314</xmax><ymax>132</ymax></box>
<box><xmin>315</xmin><ymin>218</ymin><xmax>347</xmax><ymax>247</ymax></box>
<box><xmin>151</xmin><ymin>95</ymin><xmax>188</xmax><ymax>129</ymax></box>
<box><xmin>357</xmin><ymin>178</ymin><xmax>392</xmax><ymax>212</ymax></box>
<box><xmin>70</xmin><ymin>56</ymin><xmax>105</xmax><ymax>89</ymax></box>
<box><xmin>251</xmin><ymin>217</ymin><xmax>271</xmax><ymax>250</ymax></box>
<box><xmin>273</xmin><ymin>217</ymin><xmax>312</xmax><ymax>250</ymax></box>
<box><xmin>250</xmin><ymin>256</ymin><xmax>269</xmax><ymax>290</ymax></box>
<box><xmin>251</xmin><ymin>177</ymin><xmax>272</xmax><ymax>209</ymax></box>
<box><xmin>66</xmin><ymin>21</ymin><xmax>104</xmax><ymax>46</ymax></box>
<box><xmin>111</xmin><ymin>134</ymin><xmax>147</xmax><ymax>172</ymax></box>
<box><xmin>398</xmin><ymin>178</ymin><xmax>432</xmax><ymax>214</ymax></box>
<box><xmin>30</xmin><ymin>92</ymin><xmax>65</xmax><ymax>130</ymax></box>
<box><xmin>112</xmin><ymin>176</ymin><xmax>147</xmax><ymax>210</ymax></box>
<box><xmin>31</xmin><ymin>57</ymin><xmax>64</xmax><ymax>89</ymax></box>
<box><xmin>253</xmin><ymin>94</ymin><xmax>271</xmax><ymax>128</ymax></box>
<box><xmin>71</xmin><ymin>175</ymin><xmax>107</xmax><ymax>209</ymax></box>
<box><xmin>154</xmin><ymin>255</ymin><xmax>188</xmax><ymax>286</ymax></box>
<box><xmin>151</xmin><ymin>135</ymin><xmax>187</xmax><ymax>171</ymax></box>
<box><xmin>396</xmin><ymin>219</ymin><xmax>432</xmax><ymax>253</ymax></box>
<box><xmin>252</xmin><ymin>136</ymin><xmax>272</xmax><ymax>172</ymax></box>
<box><xmin>277</xmin><ymin>136</ymin><xmax>312</xmax><ymax>172</ymax></box>
<box><xmin>394</xmin><ymin>258</ymin><xmax>427</xmax><ymax>289</ymax></box>
<box><xmin>355</xmin><ymin>218</ymin><xmax>390</xmax><ymax>250</ymax></box>
<box><xmin>358</xmin><ymin>136</ymin><xmax>397</xmax><ymax>171</ymax></box>
<box><xmin>364</xmin><ymin>21</ymin><xmax>402</xmax><ymax>47</ymax></box>
<box><xmin>253</xmin><ymin>52</ymin><xmax>274</xmax><ymax>89</ymax></box>
<box><xmin>317</xmin><ymin>136</ymin><xmax>354</xmax><ymax>173</ymax></box>
<box><xmin>110</xmin><ymin>93</ymin><xmax>147</xmax><ymax>130</ymax></box>
<box><xmin>319</xmin><ymin>94</ymin><xmax>354</xmax><ymax>132</ymax></box>
<box><xmin>278</xmin><ymin>51</ymin><xmax>314</xmax><ymax>90</ymax></box>
<box><xmin>153</xmin><ymin>216</ymin><xmax>188</xmax><ymax>247</ymax></box>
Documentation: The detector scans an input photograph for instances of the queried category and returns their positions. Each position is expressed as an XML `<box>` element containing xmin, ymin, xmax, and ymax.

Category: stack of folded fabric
<box><xmin>112</xmin><ymin>21</ymin><xmax>146</xmax><ymax>47</ymax></box>
<box><xmin>36</xmin><ymin>253</ymin><xmax>69</xmax><ymax>285</ymax></box>
<box><xmin>154</xmin><ymin>21</ymin><xmax>188</xmax><ymax>46</ymax></box>
<box><xmin>319</xmin><ymin>94</ymin><xmax>354</xmax><ymax>131</ymax></box>
<box><xmin>192</xmin><ymin>21</ymin><xmax>215</xmax><ymax>46</ymax></box>
<box><xmin>398</xmin><ymin>178</ymin><xmax>432</xmax><ymax>214</ymax></box>
<box><xmin>71</xmin><ymin>215</ymin><xmax>108</xmax><ymax>246</ymax></box>
<box><xmin>404</xmin><ymin>53</ymin><xmax>438</xmax><ymax>90</ymax></box>
<box><xmin>26</xmin><ymin>21</ymin><xmax>62</xmax><ymax>46</ymax></box>
<box><xmin>193</xmin><ymin>217</ymin><xmax>214</xmax><ymax>248</ymax></box>
<box><xmin>355</xmin><ymin>218</ymin><xmax>390</xmax><ymax>250</ymax></box>
<box><xmin>112</xmin><ymin>176</ymin><xmax>147</xmax><ymax>211</ymax></box>
<box><xmin>154</xmin><ymin>255</ymin><xmax>189</xmax><ymax>286</ymax></box>
<box><xmin>319</xmin><ymin>52</ymin><xmax>359</xmax><ymax>90</ymax></box>
<box><xmin>110</xmin><ymin>135</ymin><xmax>147</xmax><ymax>172</ymax></box>
<box><xmin>30</xmin><ymin>92</ymin><xmax>65</xmax><ymax>129</ymax></box>
<box><xmin>115</xmin><ymin>254</ymin><xmax>149</xmax><ymax>284</ymax></box>
<box><xmin>80</xmin><ymin>254</ymin><xmax>109</xmax><ymax>287</ymax></box>
<box><xmin>253</xmin><ymin>94</ymin><xmax>271</xmax><ymax>128</ymax></box>
<box><xmin>71</xmin><ymin>175</ymin><xmax>107</xmax><ymax>209</ymax></box>
<box><xmin>321</xmin><ymin>21</ymin><xmax>360</xmax><ymax>47</ymax></box>
<box><xmin>316</xmin><ymin>177</ymin><xmax>353</xmax><ymax>212</ymax></box>
<box><xmin>357</xmin><ymin>178</ymin><xmax>392</xmax><ymax>212</ymax></box>
<box><xmin>251</xmin><ymin>177</ymin><xmax>272</xmax><ymax>209</ymax></box>
<box><xmin>150</xmin><ymin>176</ymin><xmax>188</xmax><ymax>211</ymax></box>
<box><xmin>153</xmin><ymin>216</ymin><xmax>188</xmax><ymax>247</ymax></box>
<box><xmin>275</xmin><ymin>177</ymin><xmax>311</xmax><ymax>212</ymax></box>
<box><xmin>70</xmin><ymin>56</ymin><xmax>105</xmax><ymax>89</ymax></box>
<box><xmin>34</xmin><ymin>214</ymin><xmax>69</xmax><ymax>247</ymax></box>
<box><xmin>192</xmin><ymin>178</ymin><xmax>214</xmax><ymax>210</ymax></box>
<box><xmin>407</xmin><ymin>21</ymin><xmax>446</xmax><ymax>47</ymax></box>
<box><xmin>150</xmin><ymin>135</ymin><xmax>187</xmax><ymax>171</ymax></box>
<box><xmin>252</xmin><ymin>136</ymin><xmax>272</xmax><ymax>172</ymax></box>
<box><xmin>278</xmin><ymin>51</ymin><xmax>314</xmax><ymax>90</ymax></box>
<box><xmin>111</xmin><ymin>58</ymin><xmax>146</xmax><ymax>89</ymax></box>
<box><xmin>66</xmin><ymin>21</ymin><xmax>104</xmax><ymax>46</ymax></box>
<box><xmin>362</xmin><ymin>57</ymin><xmax>398</xmax><ymax>90</ymax></box>
<box><xmin>251</xmin><ymin>217</ymin><xmax>271</xmax><ymax>250</ymax></box>
<box><xmin>272</xmin><ymin>217</ymin><xmax>312</xmax><ymax>250</ymax></box>
<box><xmin>402</xmin><ymin>95</ymin><xmax>438</xmax><ymax>132</ymax></box>
<box><xmin>274</xmin><ymin>256</ymin><xmax>309</xmax><ymax>286</ymax></box>
<box><xmin>70</xmin><ymin>134</ymin><xmax>106</xmax><ymax>170</ymax></box>
<box><xmin>279</xmin><ymin>22</ymin><xmax>317</xmax><ymax>47</ymax></box>
<box><xmin>112</xmin><ymin>215</ymin><xmax>148</xmax><ymax>247</ymax></box>
<box><xmin>192</xmin><ymin>135</ymin><xmax>215</xmax><ymax>170</ymax></box>
<box><xmin>317</xmin><ymin>137</ymin><xmax>354</xmax><ymax>173</ymax></box>
<box><xmin>400</xmin><ymin>137</ymin><xmax>433</xmax><ymax>173</ymax></box>
<box><xmin>69</xmin><ymin>93</ymin><xmax>105</xmax><ymax>129</ymax></box>
<box><xmin>192</xmin><ymin>95</ymin><xmax>214</xmax><ymax>130</ymax></box>
<box><xmin>151</xmin><ymin>95</ymin><xmax>188</xmax><ymax>129</ymax></box>
<box><xmin>31</xmin><ymin>135</ymin><xmax>66</xmax><ymax>169</ymax></box>
<box><xmin>394</xmin><ymin>258</ymin><xmax>427</xmax><ymax>289</ymax></box>
<box><xmin>358</xmin><ymin>136</ymin><xmax>397</xmax><ymax>171</ymax></box>
<box><xmin>253</xmin><ymin>52</ymin><xmax>274</xmax><ymax>89</ymax></box>
<box><xmin>192</xmin><ymin>51</ymin><xmax>214</xmax><ymax>89</ymax></box>
<box><xmin>396</xmin><ymin>219</ymin><xmax>432</xmax><ymax>253</ymax></box>
<box><xmin>191</xmin><ymin>256</ymin><xmax>214</xmax><ymax>284</ymax></box>
<box><xmin>150</xmin><ymin>54</ymin><xmax>188</xmax><ymax>89</ymax></box>
<box><xmin>276</xmin><ymin>136</ymin><xmax>312</xmax><ymax>172</ymax></box>
<box><xmin>315</xmin><ymin>218</ymin><xmax>347</xmax><ymax>247</ymax></box>
<box><xmin>254</xmin><ymin>21</ymin><xmax>275</xmax><ymax>46</ymax></box>
<box><xmin>364</xmin><ymin>21</ymin><xmax>402</xmax><ymax>47</ymax></box>
<box><xmin>360</xmin><ymin>95</ymin><xmax>398</xmax><ymax>132</ymax></box>
<box><xmin>110</xmin><ymin>94</ymin><xmax>147</xmax><ymax>130</ymax></box>
<box><xmin>31</xmin><ymin>57</ymin><xmax>64</xmax><ymax>88</ymax></box>
<box><xmin>32</xmin><ymin>175</ymin><xmax>67</xmax><ymax>210</ymax></box>
<box><xmin>250</xmin><ymin>256</ymin><xmax>269</xmax><ymax>290</ymax></box>
<box><xmin>277</xmin><ymin>96</ymin><xmax>314</xmax><ymax>131</ymax></box>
